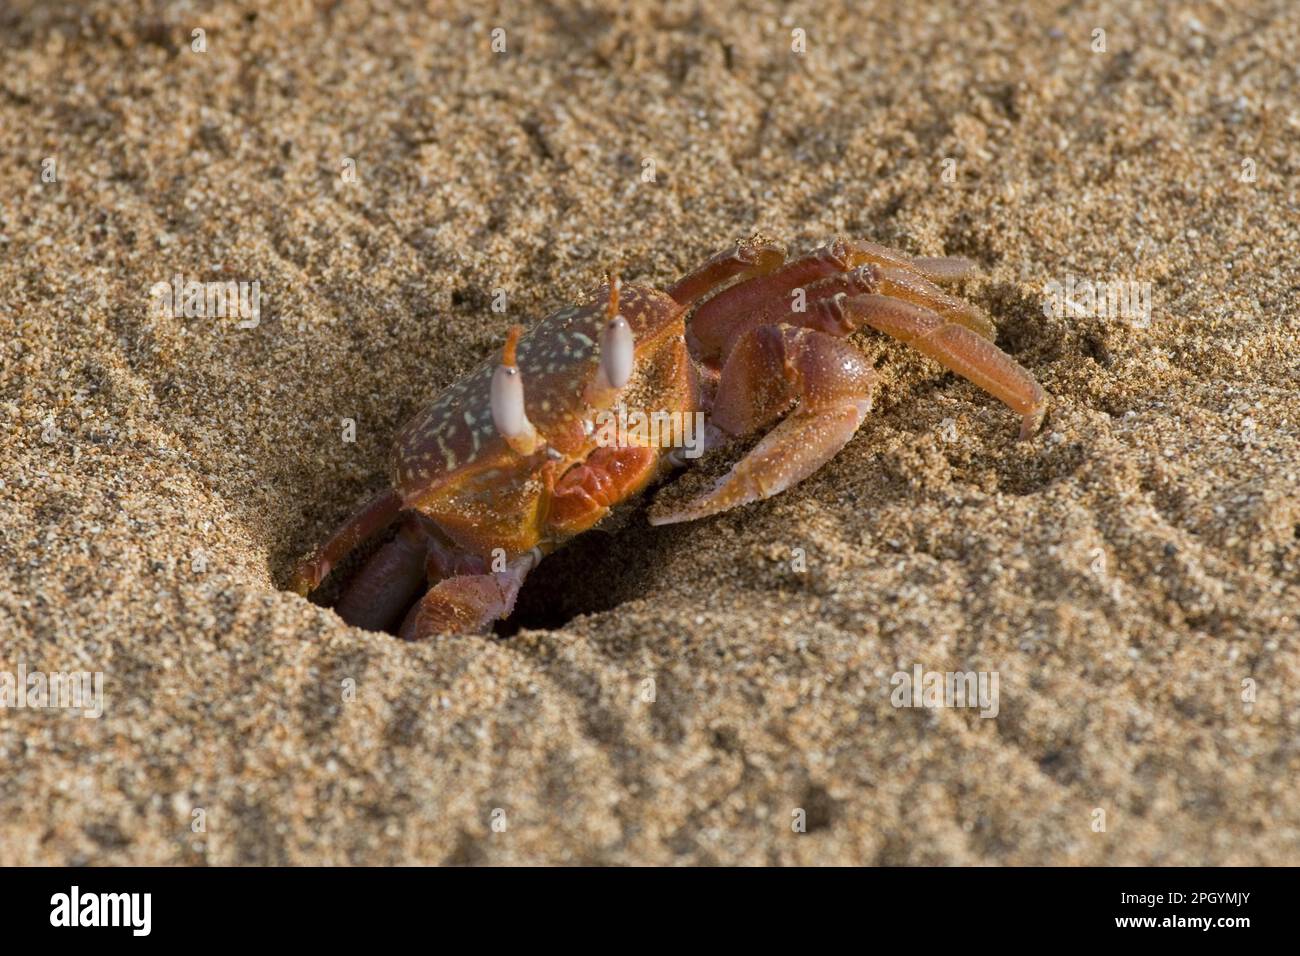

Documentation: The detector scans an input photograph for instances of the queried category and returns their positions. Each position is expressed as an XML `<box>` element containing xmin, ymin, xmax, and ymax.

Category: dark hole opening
<box><xmin>496</xmin><ymin>507</ymin><xmax>664</xmax><ymax>636</ymax></box>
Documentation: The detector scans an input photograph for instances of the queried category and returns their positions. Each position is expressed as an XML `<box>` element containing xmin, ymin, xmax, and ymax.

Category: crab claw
<box><xmin>491</xmin><ymin>324</ymin><xmax>544</xmax><ymax>456</ymax></box>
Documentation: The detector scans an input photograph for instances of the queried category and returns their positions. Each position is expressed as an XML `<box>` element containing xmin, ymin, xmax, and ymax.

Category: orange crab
<box><xmin>290</xmin><ymin>236</ymin><xmax>1046</xmax><ymax>638</ymax></box>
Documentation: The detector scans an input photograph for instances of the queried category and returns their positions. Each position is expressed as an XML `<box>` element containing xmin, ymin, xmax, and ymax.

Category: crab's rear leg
<box><xmin>843</xmin><ymin>239</ymin><xmax>980</xmax><ymax>284</ymax></box>
<box><xmin>689</xmin><ymin>241</ymin><xmax>995</xmax><ymax>365</ymax></box>
<box><xmin>809</xmin><ymin>293</ymin><xmax>1047</xmax><ymax>439</ymax></box>
<box><xmin>648</xmin><ymin>325</ymin><xmax>875</xmax><ymax>525</ymax></box>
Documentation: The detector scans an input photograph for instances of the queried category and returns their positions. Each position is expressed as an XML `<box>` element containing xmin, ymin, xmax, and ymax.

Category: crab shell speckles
<box><xmin>389</xmin><ymin>284</ymin><xmax>682</xmax><ymax>507</ymax></box>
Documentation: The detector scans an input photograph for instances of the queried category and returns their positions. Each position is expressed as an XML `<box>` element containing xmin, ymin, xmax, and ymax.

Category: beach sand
<box><xmin>1</xmin><ymin>0</ymin><xmax>1297</xmax><ymax>864</ymax></box>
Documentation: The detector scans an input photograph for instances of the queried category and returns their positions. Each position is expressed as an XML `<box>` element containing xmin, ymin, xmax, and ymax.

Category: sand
<box><xmin>1</xmin><ymin>0</ymin><xmax>1297</xmax><ymax>865</ymax></box>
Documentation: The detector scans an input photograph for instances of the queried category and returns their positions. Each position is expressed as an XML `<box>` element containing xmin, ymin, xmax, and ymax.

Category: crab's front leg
<box><xmin>397</xmin><ymin>551</ymin><xmax>539</xmax><ymax>640</ymax></box>
<box><xmin>332</xmin><ymin>518</ymin><xmax>432</xmax><ymax>632</ymax></box>
<box><xmin>649</xmin><ymin>325</ymin><xmax>876</xmax><ymax>525</ymax></box>
<box><xmin>289</xmin><ymin>486</ymin><xmax>404</xmax><ymax>596</ymax></box>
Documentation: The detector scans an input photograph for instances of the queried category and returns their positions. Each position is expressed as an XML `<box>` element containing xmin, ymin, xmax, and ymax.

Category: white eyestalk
<box><xmin>597</xmin><ymin>315</ymin><xmax>634</xmax><ymax>390</ymax></box>
<box><xmin>585</xmin><ymin>275</ymin><xmax>636</xmax><ymax>406</ymax></box>
<box><xmin>491</xmin><ymin>324</ymin><xmax>544</xmax><ymax>456</ymax></box>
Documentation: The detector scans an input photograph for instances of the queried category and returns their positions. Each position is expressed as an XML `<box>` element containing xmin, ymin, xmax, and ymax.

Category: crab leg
<box><xmin>808</xmin><ymin>266</ymin><xmax>996</xmax><ymax>340</ymax></box>
<box><xmin>397</xmin><ymin>551</ymin><xmax>539</xmax><ymax>639</ymax></box>
<box><xmin>839</xmin><ymin>239</ymin><xmax>978</xmax><ymax>284</ymax></box>
<box><xmin>689</xmin><ymin>240</ymin><xmax>992</xmax><ymax>364</ymax></box>
<box><xmin>289</xmin><ymin>487</ymin><xmax>404</xmax><ymax>596</ymax></box>
<box><xmin>668</xmin><ymin>233</ymin><xmax>787</xmax><ymax>307</ymax></box>
<box><xmin>809</xmin><ymin>293</ymin><xmax>1046</xmax><ymax>439</ymax></box>
<box><xmin>333</xmin><ymin>518</ymin><xmax>430</xmax><ymax>632</ymax></box>
<box><xmin>649</xmin><ymin>325</ymin><xmax>876</xmax><ymax>526</ymax></box>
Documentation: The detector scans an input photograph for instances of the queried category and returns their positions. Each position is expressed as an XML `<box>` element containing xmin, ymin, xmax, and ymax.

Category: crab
<box><xmin>289</xmin><ymin>236</ymin><xmax>1046</xmax><ymax>639</ymax></box>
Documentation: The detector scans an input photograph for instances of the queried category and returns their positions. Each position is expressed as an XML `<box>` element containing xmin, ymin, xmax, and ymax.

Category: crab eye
<box><xmin>598</xmin><ymin>315</ymin><xmax>635</xmax><ymax>390</ymax></box>
<box><xmin>491</xmin><ymin>364</ymin><xmax>529</xmax><ymax>439</ymax></box>
<box><xmin>489</xmin><ymin>324</ymin><xmax>543</xmax><ymax>455</ymax></box>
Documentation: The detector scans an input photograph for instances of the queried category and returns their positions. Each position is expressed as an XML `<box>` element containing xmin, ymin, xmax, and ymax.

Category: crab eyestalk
<box><xmin>585</xmin><ymin>275</ymin><xmax>636</xmax><ymax>406</ymax></box>
<box><xmin>491</xmin><ymin>324</ymin><xmax>545</xmax><ymax>456</ymax></box>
